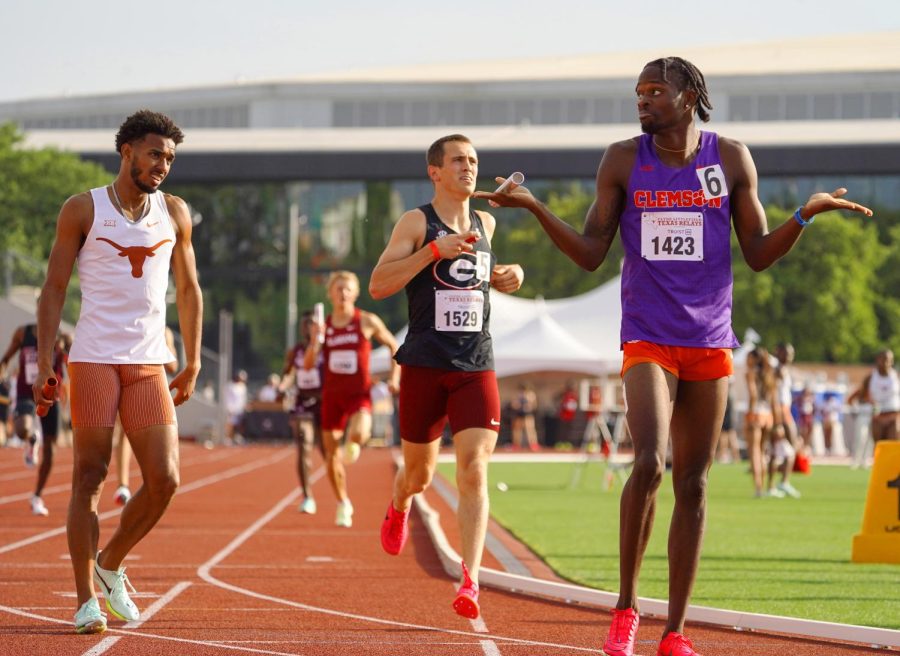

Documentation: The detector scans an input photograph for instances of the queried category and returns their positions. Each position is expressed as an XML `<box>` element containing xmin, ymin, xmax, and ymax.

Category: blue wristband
<box><xmin>793</xmin><ymin>207</ymin><xmax>814</xmax><ymax>227</ymax></box>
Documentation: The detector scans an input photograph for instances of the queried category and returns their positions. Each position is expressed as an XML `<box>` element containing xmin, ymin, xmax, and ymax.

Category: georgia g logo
<box><xmin>432</xmin><ymin>251</ymin><xmax>492</xmax><ymax>290</ymax></box>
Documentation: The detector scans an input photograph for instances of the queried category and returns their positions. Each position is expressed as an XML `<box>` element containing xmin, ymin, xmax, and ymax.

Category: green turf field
<box><xmin>437</xmin><ymin>459</ymin><xmax>900</xmax><ymax>629</ymax></box>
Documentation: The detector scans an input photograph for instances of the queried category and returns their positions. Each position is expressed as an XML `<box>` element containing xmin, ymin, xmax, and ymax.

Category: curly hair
<box><xmin>115</xmin><ymin>109</ymin><xmax>184</xmax><ymax>153</ymax></box>
<box><xmin>644</xmin><ymin>57</ymin><xmax>713</xmax><ymax>123</ymax></box>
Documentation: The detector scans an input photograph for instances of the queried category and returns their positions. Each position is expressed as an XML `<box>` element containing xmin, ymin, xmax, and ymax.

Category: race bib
<box><xmin>641</xmin><ymin>212</ymin><xmax>704</xmax><ymax>261</ymax></box>
<box><xmin>23</xmin><ymin>348</ymin><xmax>38</xmax><ymax>385</ymax></box>
<box><xmin>296</xmin><ymin>367</ymin><xmax>321</xmax><ymax>390</ymax></box>
<box><xmin>328</xmin><ymin>350</ymin><xmax>358</xmax><ymax>375</ymax></box>
<box><xmin>435</xmin><ymin>290</ymin><xmax>484</xmax><ymax>332</ymax></box>
<box><xmin>696</xmin><ymin>164</ymin><xmax>728</xmax><ymax>199</ymax></box>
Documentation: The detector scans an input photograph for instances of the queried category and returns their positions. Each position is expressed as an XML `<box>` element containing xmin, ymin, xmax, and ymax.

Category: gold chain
<box><xmin>110</xmin><ymin>183</ymin><xmax>148</xmax><ymax>221</ymax></box>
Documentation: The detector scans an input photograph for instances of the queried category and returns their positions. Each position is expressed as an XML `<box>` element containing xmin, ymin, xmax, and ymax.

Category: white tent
<box><xmin>370</xmin><ymin>276</ymin><xmax>623</xmax><ymax>377</ymax></box>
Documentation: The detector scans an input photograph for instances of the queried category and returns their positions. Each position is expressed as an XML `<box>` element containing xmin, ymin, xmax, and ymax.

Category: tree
<box><xmin>873</xmin><ymin>223</ymin><xmax>900</xmax><ymax>355</ymax></box>
<box><xmin>0</xmin><ymin>123</ymin><xmax>109</xmax><ymax>262</ymax></box>
<box><xmin>491</xmin><ymin>181</ymin><xmax>624</xmax><ymax>300</ymax></box>
<box><xmin>731</xmin><ymin>207</ymin><xmax>884</xmax><ymax>362</ymax></box>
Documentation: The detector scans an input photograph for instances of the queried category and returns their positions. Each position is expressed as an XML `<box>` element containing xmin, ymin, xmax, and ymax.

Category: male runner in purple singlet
<box><xmin>478</xmin><ymin>57</ymin><xmax>872</xmax><ymax>656</ymax></box>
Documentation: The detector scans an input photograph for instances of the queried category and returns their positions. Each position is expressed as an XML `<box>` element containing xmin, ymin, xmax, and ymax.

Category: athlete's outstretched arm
<box><xmin>473</xmin><ymin>143</ymin><xmax>630</xmax><ymax>271</ymax></box>
<box><xmin>35</xmin><ymin>193</ymin><xmax>90</xmax><ymax>403</ymax></box>
<box><xmin>727</xmin><ymin>138</ymin><xmax>873</xmax><ymax>272</ymax></box>
<box><xmin>369</xmin><ymin>209</ymin><xmax>478</xmax><ymax>300</ymax></box>
<box><xmin>168</xmin><ymin>195</ymin><xmax>203</xmax><ymax>406</ymax></box>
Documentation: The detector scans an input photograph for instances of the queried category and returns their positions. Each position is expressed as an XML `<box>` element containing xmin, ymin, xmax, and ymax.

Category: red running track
<box><xmin>0</xmin><ymin>442</ymin><xmax>889</xmax><ymax>655</ymax></box>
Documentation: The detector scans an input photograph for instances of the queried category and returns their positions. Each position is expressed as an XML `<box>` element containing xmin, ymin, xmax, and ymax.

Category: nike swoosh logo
<box><xmin>94</xmin><ymin>565</ymin><xmax>112</xmax><ymax>595</ymax></box>
<box><xmin>147</xmin><ymin>221</ymin><xmax>159</xmax><ymax>227</ymax></box>
<box><xmin>490</xmin><ymin>419</ymin><xmax>500</xmax><ymax>426</ymax></box>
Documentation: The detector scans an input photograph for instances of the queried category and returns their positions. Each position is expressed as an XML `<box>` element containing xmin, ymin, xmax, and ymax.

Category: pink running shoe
<box><xmin>603</xmin><ymin>607</ymin><xmax>639</xmax><ymax>656</ymax></box>
<box><xmin>657</xmin><ymin>631</ymin><xmax>702</xmax><ymax>656</ymax></box>
<box><xmin>380</xmin><ymin>502</ymin><xmax>410</xmax><ymax>555</ymax></box>
<box><xmin>452</xmin><ymin>561</ymin><xmax>480</xmax><ymax>619</ymax></box>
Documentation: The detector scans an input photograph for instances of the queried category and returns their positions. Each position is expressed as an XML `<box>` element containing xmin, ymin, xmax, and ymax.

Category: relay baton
<box><xmin>313</xmin><ymin>302</ymin><xmax>325</xmax><ymax>344</ymax></box>
<box><xmin>489</xmin><ymin>172</ymin><xmax>525</xmax><ymax>207</ymax></box>
<box><xmin>494</xmin><ymin>171</ymin><xmax>525</xmax><ymax>194</ymax></box>
<box><xmin>35</xmin><ymin>378</ymin><xmax>58</xmax><ymax>417</ymax></box>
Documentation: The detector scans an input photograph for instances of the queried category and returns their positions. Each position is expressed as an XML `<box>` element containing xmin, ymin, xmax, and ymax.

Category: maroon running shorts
<box><xmin>399</xmin><ymin>365</ymin><xmax>500</xmax><ymax>444</ymax></box>
<box><xmin>320</xmin><ymin>390</ymin><xmax>371</xmax><ymax>432</ymax></box>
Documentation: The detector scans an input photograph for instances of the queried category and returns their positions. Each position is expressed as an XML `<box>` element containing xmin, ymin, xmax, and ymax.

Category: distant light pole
<box><xmin>286</xmin><ymin>203</ymin><xmax>302</xmax><ymax>351</ymax></box>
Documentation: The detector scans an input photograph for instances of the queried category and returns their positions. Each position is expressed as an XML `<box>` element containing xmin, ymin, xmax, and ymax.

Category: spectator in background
<box><xmin>771</xmin><ymin>343</ymin><xmax>800</xmax><ymax>497</ymax></box>
<box><xmin>819</xmin><ymin>391</ymin><xmax>842</xmax><ymax>455</ymax></box>
<box><xmin>849</xmin><ymin>349</ymin><xmax>900</xmax><ymax>444</ymax></box>
<box><xmin>556</xmin><ymin>381</ymin><xmax>579</xmax><ymax>445</ymax></box>
<box><xmin>716</xmin><ymin>377</ymin><xmax>740</xmax><ymax>464</ymax></box>
<box><xmin>225</xmin><ymin>370</ymin><xmax>248</xmax><ymax>443</ymax></box>
<box><xmin>510</xmin><ymin>382</ymin><xmax>539</xmax><ymax>452</ymax></box>
<box><xmin>745</xmin><ymin>347</ymin><xmax>782</xmax><ymax>497</ymax></box>
<box><xmin>257</xmin><ymin>373</ymin><xmax>282</xmax><ymax>403</ymax></box>
<box><xmin>797</xmin><ymin>386</ymin><xmax>816</xmax><ymax>453</ymax></box>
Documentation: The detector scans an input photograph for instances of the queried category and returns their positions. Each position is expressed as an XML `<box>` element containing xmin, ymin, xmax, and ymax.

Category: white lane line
<box><xmin>458</xmin><ymin>584</ymin><xmax>501</xmax><ymax>655</ymax></box>
<box><xmin>80</xmin><ymin>581</ymin><xmax>192</xmax><ymax>656</ymax></box>
<box><xmin>0</xmin><ymin>605</ymin><xmax>307</xmax><ymax>656</ymax></box>
<box><xmin>0</xmin><ymin>449</ymin><xmax>292</xmax><ymax>555</ymax></box>
<box><xmin>0</xmin><ymin>469</ymin><xmax>37</xmax><ymax>483</ymax></box>
<box><xmin>0</xmin><ymin>481</ymin><xmax>68</xmax><ymax>504</ymax></box>
<box><xmin>197</xmin><ymin>469</ymin><xmax>594</xmax><ymax>653</ymax></box>
<box><xmin>0</xmin><ymin>448</ymin><xmax>238</xmax><ymax>506</ymax></box>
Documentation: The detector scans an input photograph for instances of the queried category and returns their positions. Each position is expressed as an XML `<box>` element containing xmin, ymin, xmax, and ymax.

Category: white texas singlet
<box><xmin>68</xmin><ymin>187</ymin><xmax>177</xmax><ymax>364</ymax></box>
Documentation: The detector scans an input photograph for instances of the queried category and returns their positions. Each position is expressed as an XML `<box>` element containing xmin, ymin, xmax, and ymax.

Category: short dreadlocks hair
<box><xmin>115</xmin><ymin>110</ymin><xmax>184</xmax><ymax>153</ymax></box>
<box><xmin>644</xmin><ymin>57</ymin><xmax>713</xmax><ymax>123</ymax></box>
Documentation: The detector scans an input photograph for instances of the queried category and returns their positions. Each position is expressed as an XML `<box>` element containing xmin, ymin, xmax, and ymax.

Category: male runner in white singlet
<box><xmin>35</xmin><ymin>110</ymin><xmax>202</xmax><ymax>634</ymax></box>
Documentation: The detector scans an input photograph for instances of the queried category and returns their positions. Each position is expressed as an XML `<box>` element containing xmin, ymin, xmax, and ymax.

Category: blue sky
<box><xmin>3</xmin><ymin>0</ymin><xmax>896</xmax><ymax>101</ymax></box>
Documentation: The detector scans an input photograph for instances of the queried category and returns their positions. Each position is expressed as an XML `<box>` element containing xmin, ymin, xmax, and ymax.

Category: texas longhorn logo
<box><xmin>96</xmin><ymin>238</ymin><xmax>172</xmax><ymax>278</ymax></box>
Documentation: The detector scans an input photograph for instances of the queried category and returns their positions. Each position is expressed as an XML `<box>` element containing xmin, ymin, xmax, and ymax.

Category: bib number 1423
<box><xmin>641</xmin><ymin>212</ymin><xmax>704</xmax><ymax>262</ymax></box>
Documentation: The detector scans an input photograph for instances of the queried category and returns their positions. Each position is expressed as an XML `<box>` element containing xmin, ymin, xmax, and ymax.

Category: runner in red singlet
<box><xmin>304</xmin><ymin>271</ymin><xmax>399</xmax><ymax>528</ymax></box>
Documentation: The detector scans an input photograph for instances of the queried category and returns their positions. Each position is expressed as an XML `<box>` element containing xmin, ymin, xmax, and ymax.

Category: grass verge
<box><xmin>437</xmin><ymin>459</ymin><xmax>900</xmax><ymax>629</ymax></box>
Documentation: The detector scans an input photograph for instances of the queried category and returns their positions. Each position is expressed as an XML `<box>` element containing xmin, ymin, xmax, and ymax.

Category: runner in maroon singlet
<box><xmin>304</xmin><ymin>271</ymin><xmax>399</xmax><ymax>528</ymax></box>
<box><xmin>281</xmin><ymin>310</ymin><xmax>324</xmax><ymax>514</ymax></box>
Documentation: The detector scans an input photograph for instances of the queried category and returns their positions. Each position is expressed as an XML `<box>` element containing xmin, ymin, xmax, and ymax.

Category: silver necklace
<box><xmin>110</xmin><ymin>183</ymin><xmax>148</xmax><ymax>221</ymax></box>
